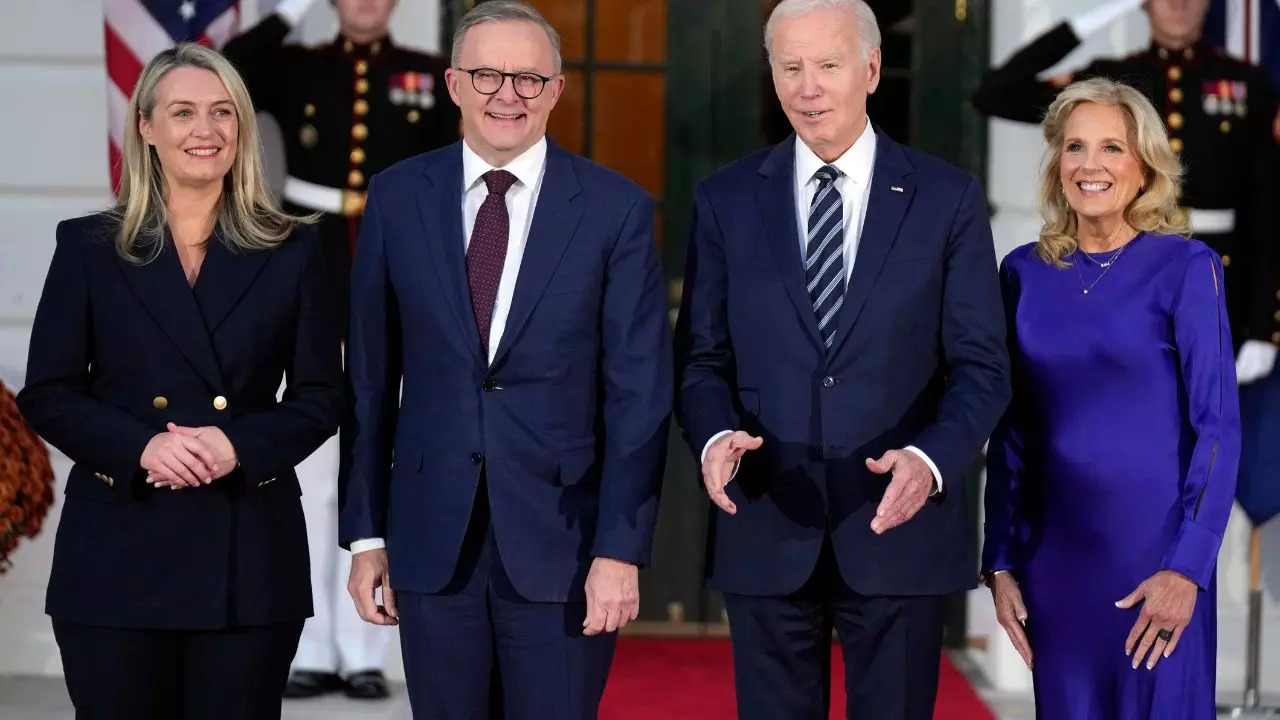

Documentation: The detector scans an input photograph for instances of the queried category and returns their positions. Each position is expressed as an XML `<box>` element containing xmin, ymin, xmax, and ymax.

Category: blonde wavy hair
<box><xmin>112</xmin><ymin>42</ymin><xmax>309</xmax><ymax>263</ymax></box>
<box><xmin>1036</xmin><ymin>77</ymin><xmax>1188</xmax><ymax>266</ymax></box>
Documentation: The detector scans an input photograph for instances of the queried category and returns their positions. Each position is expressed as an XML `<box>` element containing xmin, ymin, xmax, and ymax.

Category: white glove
<box><xmin>1236</xmin><ymin>340</ymin><xmax>1277</xmax><ymax>385</ymax></box>
<box><xmin>275</xmin><ymin>0</ymin><xmax>318</xmax><ymax>26</ymax></box>
<box><xmin>1068</xmin><ymin>0</ymin><xmax>1144</xmax><ymax>38</ymax></box>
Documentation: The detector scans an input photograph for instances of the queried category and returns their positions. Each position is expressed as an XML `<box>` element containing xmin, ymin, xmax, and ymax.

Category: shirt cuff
<box><xmin>903</xmin><ymin>445</ymin><xmax>943</xmax><ymax>495</ymax></box>
<box><xmin>275</xmin><ymin>0</ymin><xmax>316</xmax><ymax>26</ymax></box>
<box><xmin>349</xmin><ymin>538</ymin><xmax>386</xmax><ymax>554</ymax></box>
<box><xmin>702</xmin><ymin>429</ymin><xmax>740</xmax><ymax>480</ymax></box>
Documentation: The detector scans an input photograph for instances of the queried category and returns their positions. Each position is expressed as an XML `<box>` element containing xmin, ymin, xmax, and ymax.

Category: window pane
<box><xmin>547</xmin><ymin>69</ymin><xmax>585</xmax><ymax>155</ymax></box>
<box><xmin>526</xmin><ymin>0</ymin><xmax>588</xmax><ymax>63</ymax></box>
<box><xmin>595</xmin><ymin>0</ymin><xmax>666</xmax><ymax>64</ymax></box>
<box><xmin>591</xmin><ymin>71</ymin><xmax>665</xmax><ymax>198</ymax></box>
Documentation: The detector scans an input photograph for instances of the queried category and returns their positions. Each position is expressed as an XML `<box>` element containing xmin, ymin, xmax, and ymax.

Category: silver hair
<box><xmin>451</xmin><ymin>0</ymin><xmax>563</xmax><ymax>75</ymax></box>
<box><xmin>764</xmin><ymin>0</ymin><xmax>881</xmax><ymax>64</ymax></box>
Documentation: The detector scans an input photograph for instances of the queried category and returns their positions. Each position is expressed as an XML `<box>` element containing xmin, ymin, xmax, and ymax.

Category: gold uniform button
<box><xmin>407</xmin><ymin>109</ymin><xmax>421</xmax><ymax>124</ymax></box>
<box><xmin>1169</xmin><ymin>87</ymin><xmax>1183</xmax><ymax>103</ymax></box>
<box><xmin>354</xmin><ymin>99</ymin><xmax>369</xmax><ymax>116</ymax></box>
<box><xmin>1221</xmin><ymin>254</ymin><xmax>1231</xmax><ymax>267</ymax></box>
<box><xmin>213</xmin><ymin>395</ymin><xmax>228</xmax><ymax>411</ymax></box>
<box><xmin>304</xmin><ymin>103</ymin><xmax>316</xmax><ymax>117</ymax></box>
<box><xmin>350</xmin><ymin>147</ymin><xmax>366</xmax><ymax>164</ymax></box>
<box><xmin>1273</xmin><ymin>331</ymin><xmax>1280</xmax><ymax>345</ymax></box>
<box><xmin>1168</xmin><ymin>66</ymin><xmax>1182</xmax><ymax>81</ymax></box>
<box><xmin>1167</xmin><ymin>112</ymin><xmax>1183</xmax><ymax>129</ymax></box>
<box><xmin>352</xmin><ymin>123</ymin><xmax>368</xmax><ymax>141</ymax></box>
<box><xmin>1221</xmin><ymin>120</ymin><xmax>1232</xmax><ymax>133</ymax></box>
<box><xmin>355</xmin><ymin>78</ymin><xmax>369</xmax><ymax>94</ymax></box>
<box><xmin>348</xmin><ymin>170</ymin><xmax>364</xmax><ymax>187</ymax></box>
<box><xmin>355</xmin><ymin>59</ymin><xmax>369</xmax><ymax>76</ymax></box>
<box><xmin>153</xmin><ymin>396</ymin><xmax>168</xmax><ymax>410</ymax></box>
<box><xmin>1273</xmin><ymin>310</ymin><xmax>1280</xmax><ymax>322</ymax></box>
<box><xmin>1170</xmin><ymin>138</ymin><xmax>1184</xmax><ymax>153</ymax></box>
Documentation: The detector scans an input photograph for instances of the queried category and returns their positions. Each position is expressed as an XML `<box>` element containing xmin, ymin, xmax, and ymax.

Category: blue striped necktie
<box><xmin>806</xmin><ymin>165</ymin><xmax>845</xmax><ymax>349</ymax></box>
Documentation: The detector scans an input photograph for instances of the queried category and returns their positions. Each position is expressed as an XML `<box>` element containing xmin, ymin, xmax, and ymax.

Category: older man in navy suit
<box><xmin>338</xmin><ymin>2</ymin><xmax>671</xmax><ymax>718</ymax></box>
<box><xmin>673</xmin><ymin>1</ymin><xmax>1010</xmax><ymax>718</ymax></box>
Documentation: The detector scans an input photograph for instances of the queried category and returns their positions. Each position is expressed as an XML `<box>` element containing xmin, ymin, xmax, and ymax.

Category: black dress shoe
<box><xmin>283</xmin><ymin>670</ymin><xmax>344</xmax><ymax>699</ymax></box>
<box><xmin>344</xmin><ymin>670</ymin><xmax>390</xmax><ymax>699</ymax></box>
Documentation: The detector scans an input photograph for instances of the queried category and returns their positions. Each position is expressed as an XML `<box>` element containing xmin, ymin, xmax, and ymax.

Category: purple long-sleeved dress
<box><xmin>983</xmin><ymin>233</ymin><xmax>1239</xmax><ymax>719</ymax></box>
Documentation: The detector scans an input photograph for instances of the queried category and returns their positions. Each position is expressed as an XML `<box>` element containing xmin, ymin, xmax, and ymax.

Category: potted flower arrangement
<box><xmin>0</xmin><ymin>380</ymin><xmax>54</xmax><ymax>573</ymax></box>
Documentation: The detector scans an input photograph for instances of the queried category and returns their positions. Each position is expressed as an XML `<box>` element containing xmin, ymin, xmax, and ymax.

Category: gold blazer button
<box><xmin>213</xmin><ymin>396</ymin><xmax>228</xmax><ymax>411</ymax></box>
<box><xmin>153</xmin><ymin>396</ymin><xmax>168</xmax><ymax>410</ymax></box>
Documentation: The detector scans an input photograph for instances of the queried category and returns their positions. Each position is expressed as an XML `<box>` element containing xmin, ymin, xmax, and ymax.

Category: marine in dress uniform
<box><xmin>971</xmin><ymin>1</ymin><xmax>1280</xmax><ymax>367</ymax></box>
<box><xmin>222</xmin><ymin>2</ymin><xmax>460</xmax><ymax>324</ymax></box>
<box><xmin>221</xmin><ymin>0</ymin><xmax>460</xmax><ymax>701</ymax></box>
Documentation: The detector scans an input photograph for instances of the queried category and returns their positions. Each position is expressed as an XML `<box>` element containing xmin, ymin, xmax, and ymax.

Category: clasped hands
<box><xmin>700</xmin><ymin>431</ymin><xmax>933</xmax><ymax>533</ymax></box>
<box><xmin>990</xmin><ymin>569</ymin><xmax>1197</xmax><ymax>671</ymax></box>
<box><xmin>142</xmin><ymin>422</ymin><xmax>238</xmax><ymax>489</ymax></box>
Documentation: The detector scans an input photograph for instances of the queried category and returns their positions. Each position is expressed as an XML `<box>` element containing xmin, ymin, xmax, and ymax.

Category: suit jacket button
<box><xmin>482</xmin><ymin>379</ymin><xmax>497</xmax><ymax>392</ymax></box>
<box><xmin>471</xmin><ymin>452</ymin><xmax>484</xmax><ymax>465</ymax></box>
<box><xmin>822</xmin><ymin>376</ymin><xmax>836</xmax><ymax>388</ymax></box>
<box><xmin>153</xmin><ymin>396</ymin><xmax>168</xmax><ymax>410</ymax></box>
<box><xmin>213</xmin><ymin>395</ymin><xmax>228</xmax><ymax>411</ymax></box>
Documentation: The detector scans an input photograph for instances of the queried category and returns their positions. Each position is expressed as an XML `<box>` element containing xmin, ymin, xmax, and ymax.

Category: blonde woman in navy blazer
<box><xmin>17</xmin><ymin>42</ymin><xmax>344</xmax><ymax>720</ymax></box>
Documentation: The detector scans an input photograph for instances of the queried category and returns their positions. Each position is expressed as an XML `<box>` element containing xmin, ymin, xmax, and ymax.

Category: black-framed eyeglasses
<box><xmin>457</xmin><ymin>67</ymin><xmax>554</xmax><ymax>99</ymax></box>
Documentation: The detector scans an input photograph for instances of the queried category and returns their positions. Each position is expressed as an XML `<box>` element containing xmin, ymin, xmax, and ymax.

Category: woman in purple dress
<box><xmin>982</xmin><ymin>76</ymin><xmax>1240</xmax><ymax>719</ymax></box>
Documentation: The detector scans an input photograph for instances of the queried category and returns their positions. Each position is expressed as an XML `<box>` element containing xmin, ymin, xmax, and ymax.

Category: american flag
<box><xmin>104</xmin><ymin>0</ymin><xmax>240</xmax><ymax>194</ymax></box>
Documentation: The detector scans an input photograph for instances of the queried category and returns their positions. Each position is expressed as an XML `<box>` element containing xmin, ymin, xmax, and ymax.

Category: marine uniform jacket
<box><xmin>222</xmin><ymin>15</ymin><xmax>460</xmax><ymax>223</ymax></box>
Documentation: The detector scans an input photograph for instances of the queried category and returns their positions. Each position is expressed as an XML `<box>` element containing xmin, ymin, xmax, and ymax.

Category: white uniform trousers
<box><xmin>291</xmin><ymin>432</ymin><xmax>393</xmax><ymax>676</ymax></box>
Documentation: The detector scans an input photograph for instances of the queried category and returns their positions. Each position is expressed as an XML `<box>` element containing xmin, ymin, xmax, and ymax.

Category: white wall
<box><xmin>967</xmin><ymin>0</ymin><xmax>1280</xmax><ymax>701</ymax></box>
<box><xmin>0</xmin><ymin>0</ymin><xmax>440</xmax><ymax>680</ymax></box>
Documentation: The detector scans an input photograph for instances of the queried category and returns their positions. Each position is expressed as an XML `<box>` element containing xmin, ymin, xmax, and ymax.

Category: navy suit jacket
<box><xmin>674</xmin><ymin>130</ymin><xmax>1011</xmax><ymax>597</ymax></box>
<box><xmin>338</xmin><ymin>139</ymin><xmax>672</xmax><ymax>602</ymax></box>
<box><xmin>17</xmin><ymin>213</ymin><xmax>345</xmax><ymax>629</ymax></box>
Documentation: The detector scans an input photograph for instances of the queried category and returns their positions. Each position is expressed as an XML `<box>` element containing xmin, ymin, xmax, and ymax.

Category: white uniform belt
<box><xmin>1185</xmin><ymin>207</ymin><xmax>1235</xmax><ymax>235</ymax></box>
<box><xmin>283</xmin><ymin>176</ymin><xmax>365</xmax><ymax>216</ymax></box>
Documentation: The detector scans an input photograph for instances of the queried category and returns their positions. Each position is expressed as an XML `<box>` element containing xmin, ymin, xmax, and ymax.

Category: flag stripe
<box><xmin>104</xmin><ymin>24</ymin><xmax>145</xmax><ymax>119</ymax></box>
<box><xmin>105</xmin><ymin>0</ymin><xmax>177</xmax><ymax>57</ymax></box>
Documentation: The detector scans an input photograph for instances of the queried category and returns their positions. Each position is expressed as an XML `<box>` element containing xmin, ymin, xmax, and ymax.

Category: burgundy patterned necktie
<box><xmin>466</xmin><ymin>169</ymin><xmax>518</xmax><ymax>352</ymax></box>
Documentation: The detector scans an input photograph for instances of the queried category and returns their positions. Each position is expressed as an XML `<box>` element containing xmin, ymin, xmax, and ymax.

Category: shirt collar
<box><xmin>794</xmin><ymin>119</ymin><xmax>877</xmax><ymax>187</ymax></box>
<box><xmin>462</xmin><ymin>136</ymin><xmax>548</xmax><ymax>193</ymax></box>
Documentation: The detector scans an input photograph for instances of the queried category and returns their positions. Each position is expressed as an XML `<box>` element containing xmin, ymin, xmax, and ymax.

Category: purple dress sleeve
<box><xmin>1160</xmin><ymin>248</ymin><xmax>1241</xmax><ymax>589</ymax></box>
<box><xmin>982</xmin><ymin>251</ymin><xmax>1029</xmax><ymax>574</ymax></box>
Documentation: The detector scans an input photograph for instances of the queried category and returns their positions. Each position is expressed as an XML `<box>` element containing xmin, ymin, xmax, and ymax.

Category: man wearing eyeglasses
<box><xmin>340</xmin><ymin>1</ymin><xmax>672</xmax><ymax>717</ymax></box>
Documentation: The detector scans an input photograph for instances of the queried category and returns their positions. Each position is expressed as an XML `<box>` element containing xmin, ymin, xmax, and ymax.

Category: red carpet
<box><xmin>600</xmin><ymin>637</ymin><xmax>995</xmax><ymax>720</ymax></box>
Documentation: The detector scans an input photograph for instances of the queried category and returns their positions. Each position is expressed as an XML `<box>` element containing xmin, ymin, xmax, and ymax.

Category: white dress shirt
<box><xmin>350</xmin><ymin>137</ymin><xmax>550</xmax><ymax>554</ymax></box>
<box><xmin>702</xmin><ymin>121</ymin><xmax>943</xmax><ymax>493</ymax></box>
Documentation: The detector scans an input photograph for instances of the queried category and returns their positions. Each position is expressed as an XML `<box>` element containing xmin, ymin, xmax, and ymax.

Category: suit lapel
<box><xmin>490</xmin><ymin>143</ymin><xmax>584</xmax><ymax>369</ymax></box>
<box><xmin>119</xmin><ymin>239</ymin><xmax>225</xmax><ymax>389</ymax></box>
<box><xmin>419</xmin><ymin>145</ymin><xmax>484</xmax><ymax>363</ymax></box>
<box><xmin>828</xmin><ymin>131</ymin><xmax>915</xmax><ymax>358</ymax></box>
<box><xmin>193</xmin><ymin>235</ymin><xmax>271</xmax><ymax>332</ymax></box>
<box><xmin>755</xmin><ymin>138</ymin><xmax>822</xmax><ymax>350</ymax></box>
